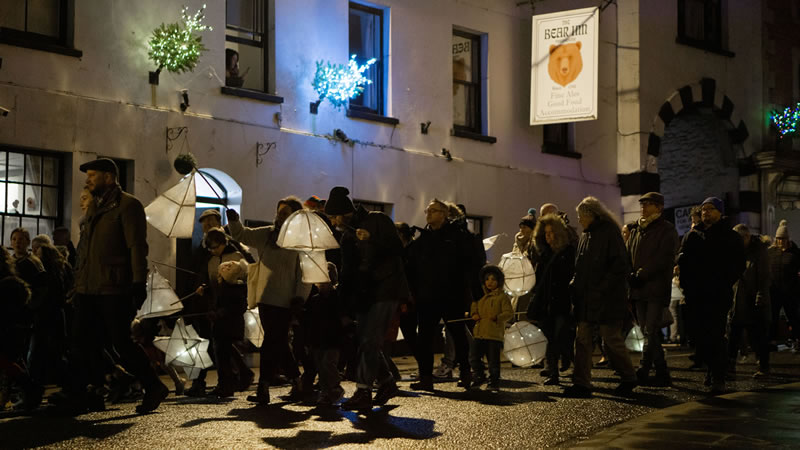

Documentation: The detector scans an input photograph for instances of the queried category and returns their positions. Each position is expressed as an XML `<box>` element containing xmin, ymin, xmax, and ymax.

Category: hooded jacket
<box><xmin>470</xmin><ymin>265</ymin><xmax>513</xmax><ymax>342</ymax></box>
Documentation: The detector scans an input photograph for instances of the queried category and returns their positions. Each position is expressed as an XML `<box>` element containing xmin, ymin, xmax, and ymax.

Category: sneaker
<box><xmin>373</xmin><ymin>381</ymin><xmax>400</xmax><ymax>406</ymax></box>
<box><xmin>614</xmin><ymin>381</ymin><xmax>637</xmax><ymax>396</ymax></box>
<box><xmin>135</xmin><ymin>382</ymin><xmax>169</xmax><ymax>414</ymax></box>
<box><xmin>753</xmin><ymin>370</ymin><xmax>769</xmax><ymax>379</ymax></box>
<box><xmin>543</xmin><ymin>377</ymin><xmax>560</xmax><ymax>386</ymax></box>
<box><xmin>410</xmin><ymin>376</ymin><xmax>434</xmax><ymax>391</ymax></box>
<box><xmin>317</xmin><ymin>386</ymin><xmax>345</xmax><ymax>407</ymax></box>
<box><xmin>341</xmin><ymin>388</ymin><xmax>372</xmax><ymax>411</ymax></box>
<box><xmin>432</xmin><ymin>364</ymin><xmax>454</xmax><ymax>379</ymax></box>
<box><xmin>563</xmin><ymin>384</ymin><xmax>592</xmax><ymax>398</ymax></box>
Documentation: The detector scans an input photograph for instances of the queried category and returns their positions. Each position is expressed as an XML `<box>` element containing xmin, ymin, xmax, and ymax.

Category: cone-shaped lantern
<box><xmin>144</xmin><ymin>173</ymin><xmax>197</xmax><ymax>238</ymax></box>
<box><xmin>498</xmin><ymin>252</ymin><xmax>536</xmax><ymax>297</ymax></box>
<box><xmin>244</xmin><ymin>307</ymin><xmax>264</xmax><ymax>347</ymax></box>
<box><xmin>483</xmin><ymin>234</ymin><xmax>501</xmax><ymax>251</ymax></box>
<box><xmin>299</xmin><ymin>250</ymin><xmax>330</xmax><ymax>283</ymax></box>
<box><xmin>276</xmin><ymin>209</ymin><xmax>339</xmax><ymax>251</ymax></box>
<box><xmin>136</xmin><ymin>267</ymin><xmax>183</xmax><ymax>319</ymax></box>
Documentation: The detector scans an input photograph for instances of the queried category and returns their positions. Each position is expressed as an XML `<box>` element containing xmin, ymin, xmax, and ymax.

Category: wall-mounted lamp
<box><xmin>179</xmin><ymin>90</ymin><xmax>190</xmax><ymax>112</ymax></box>
<box><xmin>441</xmin><ymin>148</ymin><xmax>452</xmax><ymax>161</ymax></box>
<box><xmin>421</xmin><ymin>121</ymin><xmax>431</xmax><ymax>134</ymax></box>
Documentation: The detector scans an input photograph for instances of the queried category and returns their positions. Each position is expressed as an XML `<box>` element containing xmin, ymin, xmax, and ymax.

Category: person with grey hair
<box><xmin>626</xmin><ymin>192</ymin><xmax>679</xmax><ymax>387</ymax></box>
<box><xmin>729</xmin><ymin>224</ymin><xmax>771</xmax><ymax>378</ymax></box>
<box><xmin>565</xmin><ymin>197</ymin><xmax>636</xmax><ymax>398</ymax></box>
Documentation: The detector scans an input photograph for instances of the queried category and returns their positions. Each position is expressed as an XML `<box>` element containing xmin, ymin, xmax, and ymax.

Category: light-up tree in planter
<box><xmin>771</xmin><ymin>103</ymin><xmax>800</xmax><ymax>139</ymax></box>
<box><xmin>310</xmin><ymin>55</ymin><xmax>376</xmax><ymax>114</ymax></box>
<box><xmin>147</xmin><ymin>5</ymin><xmax>212</xmax><ymax>85</ymax></box>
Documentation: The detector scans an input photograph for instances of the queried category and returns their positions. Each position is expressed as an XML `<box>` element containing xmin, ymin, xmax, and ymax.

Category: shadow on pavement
<box><xmin>0</xmin><ymin>410</ymin><xmax>134</xmax><ymax>448</ymax></box>
<box><xmin>180</xmin><ymin>402</ymin><xmax>311</xmax><ymax>430</ymax></box>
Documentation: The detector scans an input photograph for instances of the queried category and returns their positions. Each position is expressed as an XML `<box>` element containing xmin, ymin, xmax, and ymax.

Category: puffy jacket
<box><xmin>471</xmin><ymin>288</ymin><xmax>513</xmax><ymax>342</ymax></box>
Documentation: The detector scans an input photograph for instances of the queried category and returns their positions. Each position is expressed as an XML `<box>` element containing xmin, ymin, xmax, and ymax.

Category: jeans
<box><xmin>573</xmin><ymin>320</ymin><xmax>636</xmax><ymax>388</ymax></box>
<box><xmin>469</xmin><ymin>338</ymin><xmax>502</xmax><ymax>384</ymax></box>
<box><xmin>635</xmin><ymin>299</ymin><xmax>667</xmax><ymax>371</ymax></box>
<box><xmin>669</xmin><ymin>299</ymin><xmax>680</xmax><ymax>342</ymax></box>
<box><xmin>355</xmin><ymin>300</ymin><xmax>399</xmax><ymax>389</ymax></box>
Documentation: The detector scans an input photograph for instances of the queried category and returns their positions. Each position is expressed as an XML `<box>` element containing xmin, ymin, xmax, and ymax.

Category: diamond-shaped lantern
<box><xmin>144</xmin><ymin>173</ymin><xmax>197</xmax><ymax>238</ymax></box>
<box><xmin>625</xmin><ymin>325</ymin><xmax>645</xmax><ymax>352</ymax></box>
<box><xmin>503</xmin><ymin>321</ymin><xmax>548</xmax><ymax>367</ymax></box>
<box><xmin>244</xmin><ymin>307</ymin><xmax>264</xmax><ymax>347</ymax></box>
<box><xmin>136</xmin><ymin>267</ymin><xmax>183</xmax><ymax>319</ymax></box>
<box><xmin>498</xmin><ymin>252</ymin><xmax>536</xmax><ymax>297</ymax></box>
<box><xmin>153</xmin><ymin>318</ymin><xmax>213</xmax><ymax>379</ymax></box>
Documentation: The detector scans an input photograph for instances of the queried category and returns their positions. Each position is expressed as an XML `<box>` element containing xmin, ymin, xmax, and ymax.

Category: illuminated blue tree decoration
<box><xmin>312</xmin><ymin>55</ymin><xmax>377</xmax><ymax>110</ymax></box>
<box><xmin>771</xmin><ymin>103</ymin><xmax>800</xmax><ymax>138</ymax></box>
<box><xmin>148</xmin><ymin>5</ymin><xmax>212</xmax><ymax>76</ymax></box>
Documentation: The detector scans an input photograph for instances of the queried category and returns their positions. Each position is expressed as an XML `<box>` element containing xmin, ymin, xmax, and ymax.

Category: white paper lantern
<box><xmin>625</xmin><ymin>325</ymin><xmax>645</xmax><ymax>352</ymax></box>
<box><xmin>276</xmin><ymin>209</ymin><xmax>339</xmax><ymax>251</ymax></box>
<box><xmin>299</xmin><ymin>250</ymin><xmax>331</xmax><ymax>283</ymax></box>
<box><xmin>503</xmin><ymin>321</ymin><xmax>548</xmax><ymax>367</ymax></box>
<box><xmin>498</xmin><ymin>252</ymin><xmax>536</xmax><ymax>297</ymax></box>
<box><xmin>144</xmin><ymin>173</ymin><xmax>196</xmax><ymax>238</ymax></box>
<box><xmin>136</xmin><ymin>267</ymin><xmax>183</xmax><ymax>319</ymax></box>
<box><xmin>483</xmin><ymin>234</ymin><xmax>501</xmax><ymax>251</ymax></box>
<box><xmin>153</xmin><ymin>318</ymin><xmax>213</xmax><ymax>380</ymax></box>
<box><xmin>244</xmin><ymin>307</ymin><xmax>264</xmax><ymax>347</ymax></box>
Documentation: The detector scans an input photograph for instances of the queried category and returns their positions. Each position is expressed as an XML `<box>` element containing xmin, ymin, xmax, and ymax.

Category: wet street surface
<box><xmin>2</xmin><ymin>348</ymin><xmax>799</xmax><ymax>449</ymax></box>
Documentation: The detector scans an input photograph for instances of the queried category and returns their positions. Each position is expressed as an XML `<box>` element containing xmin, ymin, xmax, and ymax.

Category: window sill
<box><xmin>542</xmin><ymin>146</ymin><xmax>582</xmax><ymax>159</ymax></box>
<box><xmin>0</xmin><ymin>34</ymin><xmax>82</xmax><ymax>58</ymax></box>
<box><xmin>346</xmin><ymin>108</ymin><xmax>399</xmax><ymax>125</ymax></box>
<box><xmin>452</xmin><ymin>128</ymin><xmax>497</xmax><ymax>144</ymax></box>
<box><xmin>220</xmin><ymin>87</ymin><xmax>284</xmax><ymax>104</ymax></box>
<box><xmin>675</xmin><ymin>36</ymin><xmax>735</xmax><ymax>57</ymax></box>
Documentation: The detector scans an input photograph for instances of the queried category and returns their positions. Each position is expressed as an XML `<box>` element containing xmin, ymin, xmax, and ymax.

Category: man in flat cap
<box><xmin>69</xmin><ymin>158</ymin><xmax>168</xmax><ymax>414</ymax></box>
<box><xmin>626</xmin><ymin>192</ymin><xmax>679</xmax><ymax>386</ymax></box>
<box><xmin>678</xmin><ymin>196</ymin><xmax>745</xmax><ymax>394</ymax></box>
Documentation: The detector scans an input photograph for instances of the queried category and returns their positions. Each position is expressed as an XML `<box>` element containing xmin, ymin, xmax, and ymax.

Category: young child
<box><xmin>470</xmin><ymin>265</ymin><xmax>513</xmax><ymax>393</ymax></box>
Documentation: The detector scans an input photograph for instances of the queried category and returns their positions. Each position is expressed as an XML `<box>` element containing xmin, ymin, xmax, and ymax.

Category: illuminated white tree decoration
<box><xmin>153</xmin><ymin>318</ymin><xmax>213</xmax><ymax>380</ymax></box>
<box><xmin>498</xmin><ymin>252</ymin><xmax>536</xmax><ymax>297</ymax></box>
<box><xmin>144</xmin><ymin>173</ymin><xmax>196</xmax><ymax>238</ymax></box>
<box><xmin>625</xmin><ymin>325</ymin><xmax>645</xmax><ymax>352</ymax></box>
<box><xmin>136</xmin><ymin>267</ymin><xmax>183</xmax><ymax>319</ymax></box>
<box><xmin>503</xmin><ymin>321</ymin><xmax>548</xmax><ymax>367</ymax></box>
<box><xmin>148</xmin><ymin>5</ymin><xmax>212</xmax><ymax>79</ymax></box>
<box><xmin>244</xmin><ymin>307</ymin><xmax>264</xmax><ymax>347</ymax></box>
<box><xmin>312</xmin><ymin>55</ymin><xmax>377</xmax><ymax>110</ymax></box>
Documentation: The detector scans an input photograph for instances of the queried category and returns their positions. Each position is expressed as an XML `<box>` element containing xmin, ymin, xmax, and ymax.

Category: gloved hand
<box><xmin>226</xmin><ymin>208</ymin><xmax>240</xmax><ymax>223</ymax></box>
<box><xmin>132</xmin><ymin>282</ymin><xmax>147</xmax><ymax>309</ymax></box>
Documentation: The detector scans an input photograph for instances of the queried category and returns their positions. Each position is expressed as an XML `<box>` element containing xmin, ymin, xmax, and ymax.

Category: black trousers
<box><xmin>258</xmin><ymin>304</ymin><xmax>300</xmax><ymax>386</ymax></box>
<box><xmin>692</xmin><ymin>300</ymin><xmax>730</xmax><ymax>384</ymax></box>
<box><xmin>212</xmin><ymin>299</ymin><xmax>252</xmax><ymax>392</ymax></box>
<box><xmin>729</xmin><ymin>314</ymin><xmax>770</xmax><ymax>372</ymax></box>
<box><xmin>415</xmin><ymin>302</ymin><xmax>470</xmax><ymax>380</ymax></box>
<box><xmin>71</xmin><ymin>294</ymin><xmax>159</xmax><ymax>392</ymax></box>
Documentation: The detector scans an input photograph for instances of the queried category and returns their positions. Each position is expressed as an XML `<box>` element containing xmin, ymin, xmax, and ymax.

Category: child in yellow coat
<box><xmin>469</xmin><ymin>265</ymin><xmax>514</xmax><ymax>392</ymax></box>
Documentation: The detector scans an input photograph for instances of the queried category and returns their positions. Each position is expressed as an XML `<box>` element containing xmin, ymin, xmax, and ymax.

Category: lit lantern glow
<box><xmin>148</xmin><ymin>5</ymin><xmax>212</xmax><ymax>74</ymax></box>
<box><xmin>244</xmin><ymin>307</ymin><xmax>264</xmax><ymax>347</ymax></box>
<box><xmin>153</xmin><ymin>318</ymin><xmax>213</xmax><ymax>380</ymax></box>
<box><xmin>498</xmin><ymin>252</ymin><xmax>536</xmax><ymax>297</ymax></box>
<box><xmin>136</xmin><ymin>267</ymin><xmax>183</xmax><ymax>319</ymax></box>
<box><xmin>299</xmin><ymin>250</ymin><xmax>331</xmax><ymax>283</ymax></box>
<box><xmin>503</xmin><ymin>321</ymin><xmax>548</xmax><ymax>367</ymax></box>
<box><xmin>312</xmin><ymin>55</ymin><xmax>377</xmax><ymax>109</ymax></box>
<box><xmin>144</xmin><ymin>173</ymin><xmax>196</xmax><ymax>238</ymax></box>
<box><xmin>276</xmin><ymin>209</ymin><xmax>339</xmax><ymax>251</ymax></box>
<box><xmin>625</xmin><ymin>325</ymin><xmax>645</xmax><ymax>352</ymax></box>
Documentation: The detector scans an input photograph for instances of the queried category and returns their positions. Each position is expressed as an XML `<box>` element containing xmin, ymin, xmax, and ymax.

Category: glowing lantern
<box><xmin>276</xmin><ymin>209</ymin><xmax>339</xmax><ymax>251</ymax></box>
<box><xmin>498</xmin><ymin>252</ymin><xmax>536</xmax><ymax>297</ymax></box>
<box><xmin>298</xmin><ymin>250</ymin><xmax>331</xmax><ymax>283</ymax></box>
<box><xmin>483</xmin><ymin>234</ymin><xmax>501</xmax><ymax>251</ymax></box>
<box><xmin>153</xmin><ymin>318</ymin><xmax>213</xmax><ymax>380</ymax></box>
<box><xmin>136</xmin><ymin>267</ymin><xmax>183</xmax><ymax>319</ymax></box>
<box><xmin>625</xmin><ymin>325</ymin><xmax>645</xmax><ymax>352</ymax></box>
<box><xmin>144</xmin><ymin>173</ymin><xmax>196</xmax><ymax>238</ymax></box>
<box><xmin>503</xmin><ymin>321</ymin><xmax>548</xmax><ymax>367</ymax></box>
<box><xmin>244</xmin><ymin>307</ymin><xmax>264</xmax><ymax>347</ymax></box>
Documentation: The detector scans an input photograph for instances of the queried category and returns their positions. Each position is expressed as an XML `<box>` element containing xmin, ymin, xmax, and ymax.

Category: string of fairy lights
<box><xmin>148</xmin><ymin>5</ymin><xmax>212</xmax><ymax>74</ymax></box>
<box><xmin>771</xmin><ymin>103</ymin><xmax>800</xmax><ymax>138</ymax></box>
<box><xmin>312</xmin><ymin>55</ymin><xmax>377</xmax><ymax>109</ymax></box>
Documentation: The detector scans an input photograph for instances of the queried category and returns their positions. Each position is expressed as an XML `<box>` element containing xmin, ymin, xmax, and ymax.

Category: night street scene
<box><xmin>2</xmin><ymin>0</ymin><xmax>800</xmax><ymax>448</ymax></box>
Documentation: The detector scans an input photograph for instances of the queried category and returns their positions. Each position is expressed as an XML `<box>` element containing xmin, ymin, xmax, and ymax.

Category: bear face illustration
<box><xmin>547</xmin><ymin>41</ymin><xmax>583</xmax><ymax>87</ymax></box>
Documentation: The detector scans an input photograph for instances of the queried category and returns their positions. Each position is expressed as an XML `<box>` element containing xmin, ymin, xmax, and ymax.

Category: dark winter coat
<box><xmin>677</xmin><ymin>217</ymin><xmax>746</xmax><ymax>308</ymax></box>
<box><xmin>0</xmin><ymin>275</ymin><xmax>31</xmax><ymax>357</ymax></box>
<box><xmin>76</xmin><ymin>185</ymin><xmax>149</xmax><ymax>296</ymax></box>
<box><xmin>571</xmin><ymin>219</ymin><xmax>631</xmax><ymax>324</ymax></box>
<box><xmin>626</xmin><ymin>215</ymin><xmax>680</xmax><ymax>306</ymax></box>
<box><xmin>407</xmin><ymin>220</ymin><xmax>475</xmax><ymax>312</ymax></box>
<box><xmin>338</xmin><ymin>206</ymin><xmax>409</xmax><ymax>313</ymax></box>
<box><xmin>767</xmin><ymin>242</ymin><xmax>800</xmax><ymax>297</ymax></box>
<box><xmin>529</xmin><ymin>245</ymin><xmax>575</xmax><ymax>321</ymax></box>
<box><xmin>731</xmin><ymin>237</ymin><xmax>771</xmax><ymax>326</ymax></box>
<box><xmin>303</xmin><ymin>288</ymin><xmax>344</xmax><ymax>349</ymax></box>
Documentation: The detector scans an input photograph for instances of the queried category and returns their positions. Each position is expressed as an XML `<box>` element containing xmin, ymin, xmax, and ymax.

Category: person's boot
<box><xmin>185</xmin><ymin>379</ymin><xmax>207</xmax><ymax>397</ymax></box>
<box><xmin>135</xmin><ymin>381</ymin><xmax>169</xmax><ymax>414</ymax></box>
<box><xmin>635</xmin><ymin>367</ymin><xmax>650</xmax><ymax>385</ymax></box>
<box><xmin>653</xmin><ymin>365</ymin><xmax>672</xmax><ymax>387</ymax></box>
<box><xmin>373</xmin><ymin>380</ymin><xmax>400</xmax><ymax>405</ymax></box>
<box><xmin>341</xmin><ymin>388</ymin><xmax>372</xmax><ymax>411</ymax></box>
<box><xmin>457</xmin><ymin>369</ymin><xmax>471</xmax><ymax>390</ymax></box>
<box><xmin>283</xmin><ymin>377</ymin><xmax>304</xmax><ymax>402</ymax></box>
<box><xmin>410</xmin><ymin>375</ymin><xmax>434</xmax><ymax>391</ymax></box>
<box><xmin>246</xmin><ymin>382</ymin><xmax>270</xmax><ymax>405</ymax></box>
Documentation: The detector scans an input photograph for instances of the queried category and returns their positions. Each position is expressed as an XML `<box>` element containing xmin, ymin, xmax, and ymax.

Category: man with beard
<box><xmin>324</xmin><ymin>186</ymin><xmax>409</xmax><ymax>410</ymax></box>
<box><xmin>226</xmin><ymin>197</ymin><xmax>310</xmax><ymax>405</ymax></box>
<box><xmin>70</xmin><ymin>158</ymin><xmax>168</xmax><ymax>414</ymax></box>
<box><xmin>678</xmin><ymin>197</ymin><xmax>745</xmax><ymax>394</ymax></box>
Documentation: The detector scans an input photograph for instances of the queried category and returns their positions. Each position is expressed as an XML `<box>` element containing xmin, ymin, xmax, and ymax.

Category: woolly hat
<box><xmin>519</xmin><ymin>208</ymin><xmax>536</xmax><ymax>229</ymax></box>
<box><xmin>701</xmin><ymin>197</ymin><xmax>724</xmax><ymax>214</ymax></box>
<box><xmin>324</xmin><ymin>186</ymin><xmax>355</xmax><ymax>215</ymax></box>
<box><xmin>304</xmin><ymin>195</ymin><xmax>323</xmax><ymax>209</ymax></box>
<box><xmin>776</xmin><ymin>221</ymin><xmax>790</xmax><ymax>239</ymax></box>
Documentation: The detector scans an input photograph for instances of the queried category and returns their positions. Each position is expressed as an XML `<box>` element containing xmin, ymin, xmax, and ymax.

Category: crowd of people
<box><xmin>2</xmin><ymin>157</ymin><xmax>799</xmax><ymax>415</ymax></box>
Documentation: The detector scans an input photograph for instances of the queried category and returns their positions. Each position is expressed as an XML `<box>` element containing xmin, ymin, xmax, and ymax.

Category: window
<box><xmin>0</xmin><ymin>0</ymin><xmax>81</xmax><ymax>57</ymax></box>
<box><xmin>466</xmin><ymin>216</ymin><xmax>487</xmax><ymax>238</ymax></box>
<box><xmin>0</xmin><ymin>148</ymin><xmax>64</xmax><ymax>246</ymax></box>
<box><xmin>677</xmin><ymin>0</ymin><xmax>730</xmax><ymax>54</ymax></box>
<box><xmin>349</xmin><ymin>2</ymin><xmax>385</xmax><ymax>116</ymax></box>
<box><xmin>225</xmin><ymin>0</ymin><xmax>270</xmax><ymax>92</ymax></box>
<box><xmin>453</xmin><ymin>30</ymin><xmax>481</xmax><ymax>135</ymax></box>
<box><xmin>542</xmin><ymin>123</ymin><xmax>581</xmax><ymax>158</ymax></box>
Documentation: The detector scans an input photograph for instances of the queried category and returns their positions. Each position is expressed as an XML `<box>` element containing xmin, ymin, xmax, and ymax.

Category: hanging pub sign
<box><xmin>530</xmin><ymin>7</ymin><xmax>599</xmax><ymax>125</ymax></box>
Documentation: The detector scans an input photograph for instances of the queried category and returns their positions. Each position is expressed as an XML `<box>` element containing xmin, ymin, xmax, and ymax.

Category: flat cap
<box><xmin>198</xmin><ymin>209</ymin><xmax>222</xmax><ymax>222</ymax></box>
<box><xmin>79</xmin><ymin>158</ymin><xmax>118</xmax><ymax>176</ymax></box>
<box><xmin>638</xmin><ymin>192</ymin><xmax>664</xmax><ymax>205</ymax></box>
